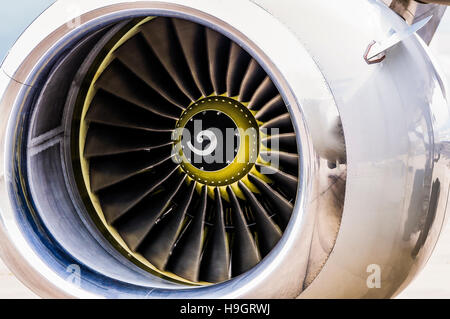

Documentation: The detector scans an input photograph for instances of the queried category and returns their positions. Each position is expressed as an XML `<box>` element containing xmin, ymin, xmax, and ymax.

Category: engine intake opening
<box><xmin>77</xmin><ymin>16</ymin><xmax>300</xmax><ymax>284</ymax></box>
<box><xmin>21</xmin><ymin>13</ymin><xmax>301</xmax><ymax>287</ymax></box>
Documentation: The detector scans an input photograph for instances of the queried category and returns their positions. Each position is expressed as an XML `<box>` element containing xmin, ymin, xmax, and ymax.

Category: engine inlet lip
<box><xmin>0</xmin><ymin>0</ymin><xmax>333</xmax><ymax>298</ymax></box>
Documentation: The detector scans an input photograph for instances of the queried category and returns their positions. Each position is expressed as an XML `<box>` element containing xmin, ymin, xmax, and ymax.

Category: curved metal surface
<box><xmin>253</xmin><ymin>0</ymin><xmax>450</xmax><ymax>298</ymax></box>
<box><xmin>0</xmin><ymin>0</ymin><xmax>447</xmax><ymax>299</ymax></box>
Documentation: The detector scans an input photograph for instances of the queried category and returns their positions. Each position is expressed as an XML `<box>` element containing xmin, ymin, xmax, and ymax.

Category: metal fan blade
<box><xmin>168</xmin><ymin>186</ymin><xmax>208</xmax><ymax>282</ymax></box>
<box><xmin>239</xmin><ymin>59</ymin><xmax>266</xmax><ymax>102</ymax></box>
<box><xmin>206</xmin><ymin>28</ymin><xmax>231</xmax><ymax>95</ymax></box>
<box><xmin>140</xmin><ymin>18</ymin><xmax>202</xmax><ymax>101</ymax></box>
<box><xmin>227</xmin><ymin>42</ymin><xmax>252</xmax><ymax>97</ymax></box>
<box><xmin>86</xmin><ymin>90</ymin><xmax>176</xmax><ymax>132</ymax></box>
<box><xmin>255</xmin><ymin>95</ymin><xmax>285</xmax><ymax>122</ymax></box>
<box><xmin>84</xmin><ymin>124</ymin><xmax>173</xmax><ymax>159</ymax></box>
<box><xmin>238</xmin><ymin>182</ymin><xmax>282</xmax><ymax>256</ymax></box>
<box><xmin>248</xmin><ymin>174</ymin><xmax>293</xmax><ymax>229</ymax></box>
<box><xmin>260</xmin><ymin>150</ymin><xmax>299</xmax><ymax>175</ymax></box>
<box><xmin>255</xmin><ymin>163</ymin><xmax>298</xmax><ymax>200</ymax></box>
<box><xmin>115</xmin><ymin>33</ymin><xmax>191</xmax><ymax>108</ymax></box>
<box><xmin>140</xmin><ymin>182</ymin><xmax>196</xmax><ymax>270</ymax></box>
<box><xmin>261</xmin><ymin>113</ymin><xmax>294</xmax><ymax>134</ymax></box>
<box><xmin>227</xmin><ymin>187</ymin><xmax>261</xmax><ymax>276</ymax></box>
<box><xmin>89</xmin><ymin>146</ymin><xmax>174</xmax><ymax>192</ymax></box>
<box><xmin>98</xmin><ymin>165</ymin><xmax>179</xmax><ymax>224</ymax></box>
<box><xmin>248</xmin><ymin>77</ymin><xmax>278</xmax><ymax>110</ymax></box>
<box><xmin>261</xmin><ymin>133</ymin><xmax>297</xmax><ymax>154</ymax></box>
<box><xmin>116</xmin><ymin>174</ymin><xmax>186</xmax><ymax>251</ymax></box>
<box><xmin>172</xmin><ymin>18</ymin><xmax>214</xmax><ymax>97</ymax></box>
<box><xmin>96</xmin><ymin>60</ymin><xmax>183</xmax><ymax>118</ymax></box>
<box><xmin>200</xmin><ymin>187</ymin><xmax>230</xmax><ymax>283</ymax></box>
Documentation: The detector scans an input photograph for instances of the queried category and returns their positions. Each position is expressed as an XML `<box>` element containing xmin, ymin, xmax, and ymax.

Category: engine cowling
<box><xmin>0</xmin><ymin>0</ymin><xmax>448</xmax><ymax>298</ymax></box>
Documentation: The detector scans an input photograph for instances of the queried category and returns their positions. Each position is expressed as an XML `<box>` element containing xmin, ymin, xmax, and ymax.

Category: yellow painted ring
<box><xmin>175</xmin><ymin>96</ymin><xmax>259</xmax><ymax>187</ymax></box>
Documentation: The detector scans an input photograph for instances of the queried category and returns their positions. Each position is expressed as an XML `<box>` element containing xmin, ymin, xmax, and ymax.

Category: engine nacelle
<box><xmin>0</xmin><ymin>0</ymin><xmax>448</xmax><ymax>298</ymax></box>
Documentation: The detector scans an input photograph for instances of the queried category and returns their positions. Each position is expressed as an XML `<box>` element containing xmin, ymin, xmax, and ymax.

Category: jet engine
<box><xmin>0</xmin><ymin>0</ymin><xmax>449</xmax><ymax>298</ymax></box>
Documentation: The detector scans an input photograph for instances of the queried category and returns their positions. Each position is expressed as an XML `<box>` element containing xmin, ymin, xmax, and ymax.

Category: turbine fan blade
<box><xmin>255</xmin><ymin>163</ymin><xmax>298</xmax><ymax>200</ymax></box>
<box><xmin>261</xmin><ymin>113</ymin><xmax>294</xmax><ymax>134</ymax></box>
<box><xmin>141</xmin><ymin>182</ymin><xmax>196</xmax><ymax>270</ymax></box>
<box><xmin>227</xmin><ymin>42</ymin><xmax>252</xmax><ymax>97</ymax></box>
<box><xmin>84</xmin><ymin>124</ymin><xmax>173</xmax><ymax>159</ymax></box>
<box><xmin>255</xmin><ymin>95</ymin><xmax>286</xmax><ymax>122</ymax></box>
<box><xmin>96</xmin><ymin>60</ymin><xmax>183</xmax><ymax>118</ymax></box>
<box><xmin>115</xmin><ymin>33</ymin><xmax>191</xmax><ymax>108</ymax></box>
<box><xmin>89</xmin><ymin>146</ymin><xmax>174</xmax><ymax>192</ymax></box>
<box><xmin>248</xmin><ymin>174</ymin><xmax>293</xmax><ymax>229</ymax></box>
<box><xmin>115</xmin><ymin>174</ymin><xmax>186</xmax><ymax>251</ymax></box>
<box><xmin>141</xmin><ymin>18</ymin><xmax>202</xmax><ymax>101</ymax></box>
<box><xmin>260</xmin><ymin>150</ymin><xmax>299</xmax><ymax>175</ymax></box>
<box><xmin>86</xmin><ymin>90</ymin><xmax>176</xmax><ymax>132</ymax></box>
<box><xmin>206</xmin><ymin>28</ymin><xmax>231</xmax><ymax>95</ymax></box>
<box><xmin>238</xmin><ymin>182</ymin><xmax>282</xmax><ymax>256</ymax></box>
<box><xmin>227</xmin><ymin>187</ymin><xmax>261</xmax><ymax>276</ymax></box>
<box><xmin>98</xmin><ymin>165</ymin><xmax>179</xmax><ymax>224</ymax></box>
<box><xmin>200</xmin><ymin>187</ymin><xmax>230</xmax><ymax>282</ymax></box>
<box><xmin>261</xmin><ymin>133</ymin><xmax>297</xmax><ymax>154</ymax></box>
<box><xmin>172</xmin><ymin>18</ymin><xmax>214</xmax><ymax>97</ymax></box>
<box><xmin>239</xmin><ymin>60</ymin><xmax>266</xmax><ymax>102</ymax></box>
<box><xmin>249</xmin><ymin>77</ymin><xmax>278</xmax><ymax>111</ymax></box>
<box><xmin>168</xmin><ymin>186</ymin><xmax>208</xmax><ymax>282</ymax></box>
